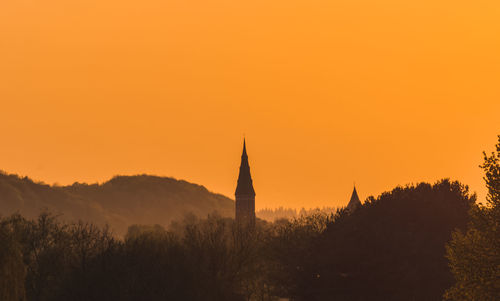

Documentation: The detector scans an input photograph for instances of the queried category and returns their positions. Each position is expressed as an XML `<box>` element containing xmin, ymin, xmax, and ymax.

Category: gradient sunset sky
<box><xmin>1</xmin><ymin>0</ymin><xmax>499</xmax><ymax>209</ymax></box>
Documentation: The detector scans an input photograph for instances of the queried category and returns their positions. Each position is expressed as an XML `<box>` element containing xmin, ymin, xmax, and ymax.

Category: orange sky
<box><xmin>1</xmin><ymin>0</ymin><xmax>499</xmax><ymax>209</ymax></box>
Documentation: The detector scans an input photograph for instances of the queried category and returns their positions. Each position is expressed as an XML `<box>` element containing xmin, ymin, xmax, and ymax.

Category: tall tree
<box><xmin>445</xmin><ymin>136</ymin><xmax>500</xmax><ymax>300</ymax></box>
<box><xmin>0</xmin><ymin>217</ymin><xmax>26</xmax><ymax>301</ymax></box>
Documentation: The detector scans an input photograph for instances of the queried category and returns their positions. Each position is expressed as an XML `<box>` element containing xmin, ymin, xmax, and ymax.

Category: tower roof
<box><xmin>346</xmin><ymin>185</ymin><xmax>361</xmax><ymax>211</ymax></box>
<box><xmin>235</xmin><ymin>139</ymin><xmax>256</xmax><ymax>196</ymax></box>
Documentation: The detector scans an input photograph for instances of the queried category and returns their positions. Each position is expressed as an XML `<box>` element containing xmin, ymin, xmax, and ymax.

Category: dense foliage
<box><xmin>0</xmin><ymin>174</ymin><xmax>233</xmax><ymax>235</ymax></box>
<box><xmin>0</xmin><ymin>178</ymin><xmax>474</xmax><ymax>300</ymax></box>
<box><xmin>294</xmin><ymin>180</ymin><xmax>474</xmax><ymax>301</ymax></box>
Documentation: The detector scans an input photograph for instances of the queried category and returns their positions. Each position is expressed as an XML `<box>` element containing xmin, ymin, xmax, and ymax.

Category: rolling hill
<box><xmin>0</xmin><ymin>171</ymin><xmax>234</xmax><ymax>235</ymax></box>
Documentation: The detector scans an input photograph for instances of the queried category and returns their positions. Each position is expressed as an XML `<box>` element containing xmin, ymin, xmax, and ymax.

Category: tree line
<box><xmin>257</xmin><ymin>207</ymin><xmax>338</xmax><ymax>222</ymax></box>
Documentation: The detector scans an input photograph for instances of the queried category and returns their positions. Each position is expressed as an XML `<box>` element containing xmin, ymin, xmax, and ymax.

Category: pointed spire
<box><xmin>235</xmin><ymin>138</ymin><xmax>255</xmax><ymax>196</ymax></box>
<box><xmin>347</xmin><ymin>184</ymin><xmax>361</xmax><ymax>211</ymax></box>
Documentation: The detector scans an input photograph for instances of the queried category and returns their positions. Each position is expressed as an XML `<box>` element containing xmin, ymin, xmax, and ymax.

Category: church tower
<box><xmin>235</xmin><ymin>139</ymin><xmax>256</xmax><ymax>225</ymax></box>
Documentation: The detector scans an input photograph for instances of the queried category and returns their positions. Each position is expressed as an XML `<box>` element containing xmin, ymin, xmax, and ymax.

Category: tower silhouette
<box><xmin>235</xmin><ymin>139</ymin><xmax>256</xmax><ymax>225</ymax></box>
<box><xmin>346</xmin><ymin>185</ymin><xmax>361</xmax><ymax>212</ymax></box>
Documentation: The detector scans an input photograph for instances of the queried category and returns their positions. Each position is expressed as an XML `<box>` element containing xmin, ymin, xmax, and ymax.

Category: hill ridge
<box><xmin>0</xmin><ymin>171</ymin><xmax>234</xmax><ymax>235</ymax></box>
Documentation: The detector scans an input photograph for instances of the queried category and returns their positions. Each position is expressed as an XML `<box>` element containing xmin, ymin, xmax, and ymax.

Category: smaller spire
<box><xmin>346</xmin><ymin>185</ymin><xmax>361</xmax><ymax>211</ymax></box>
